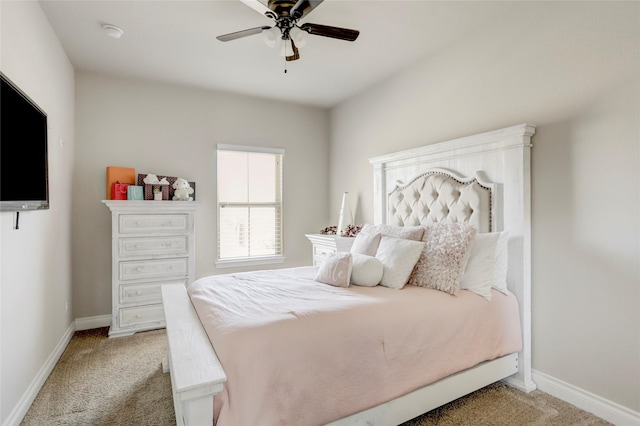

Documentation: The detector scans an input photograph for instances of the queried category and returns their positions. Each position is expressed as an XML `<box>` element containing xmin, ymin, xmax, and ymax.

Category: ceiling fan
<box><xmin>217</xmin><ymin>0</ymin><xmax>360</xmax><ymax>62</ymax></box>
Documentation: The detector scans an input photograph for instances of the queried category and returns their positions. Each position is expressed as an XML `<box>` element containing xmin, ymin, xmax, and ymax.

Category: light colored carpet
<box><xmin>22</xmin><ymin>327</ymin><xmax>611</xmax><ymax>425</ymax></box>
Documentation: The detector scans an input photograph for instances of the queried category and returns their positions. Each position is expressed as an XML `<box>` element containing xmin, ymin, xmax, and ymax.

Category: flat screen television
<box><xmin>1</xmin><ymin>72</ymin><xmax>49</xmax><ymax>211</ymax></box>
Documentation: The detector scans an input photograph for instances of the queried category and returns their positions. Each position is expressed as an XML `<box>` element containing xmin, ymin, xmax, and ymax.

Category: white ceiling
<box><xmin>40</xmin><ymin>0</ymin><xmax>513</xmax><ymax>108</ymax></box>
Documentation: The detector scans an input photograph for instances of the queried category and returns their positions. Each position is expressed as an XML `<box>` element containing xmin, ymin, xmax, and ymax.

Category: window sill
<box><xmin>215</xmin><ymin>255</ymin><xmax>286</xmax><ymax>269</ymax></box>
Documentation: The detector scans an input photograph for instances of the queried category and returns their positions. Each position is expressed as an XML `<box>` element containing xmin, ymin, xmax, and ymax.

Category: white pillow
<box><xmin>360</xmin><ymin>223</ymin><xmax>424</xmax><ymax>241</ymax></box>
<box><xmin>460</xmin><ymin>231</ymin><xmax>510</xmax><ymax>298</ymax></box>
<box><xmin>350</xmin><ymin>253</ymin><xmax>383</xmax><ymax>287</ymax></box>
<box><xmin>407</xmin><ymin>223</ymin><xmax>476</xmax><ymax>295</ymax></box>
<box><xmin>350</xmin><ymin>232</ymin><xmax>381</xmax><ymax>256</ymax></box>
<box><xmin>375</xmin><ymin>236</ymin><xmax>425</xmax><ymax>289</ymax></box>
<box><xmin>315</xmin><ymin>252</ymin><xmax>352</xmax><ymax>288</ymax></box>
<box><xmin>493</xmin><ymin>232</ymin><xmax>509</xmax><ymax>294</ymax></box>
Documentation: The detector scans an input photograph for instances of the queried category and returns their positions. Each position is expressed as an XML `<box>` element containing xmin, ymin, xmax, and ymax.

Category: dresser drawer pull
<box><xmin>136</xmin><ymin>314</ymin><xmax>142</xmax><ymax>318</ymax></box>
<box><xmin>136</xmin><ymin>291</ymin><xmax>142</xmax><ymax>296</ymax></box>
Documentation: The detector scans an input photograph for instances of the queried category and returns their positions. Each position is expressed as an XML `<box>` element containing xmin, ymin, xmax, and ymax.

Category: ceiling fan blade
<box><xmin>290</xmin><ymin>0</ymin><xmax>324</xmax><ymax>20</ymax></box>
<box><xmin>238</xmin><ymin>0</ymin><xmax>272</xmax><ymax>18</ymax></box>
<box><xmin>300</xmin><ymin>23</ymin><xmax>359</xmax><ymax>41</ymax></box>
<box><xmin>217</xmin><ymin>26</ymin><xmax>271</xmax><ymax>42</ymax></box>
<box><xmin>286</xmin><ymin>39</ymin><xmax>300</xmax><ymax>61</ymax></box>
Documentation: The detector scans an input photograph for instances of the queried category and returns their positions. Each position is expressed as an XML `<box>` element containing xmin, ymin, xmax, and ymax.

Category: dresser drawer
<box><xmin>313</xmin><ymin>244</ymin><xmax>336</xmax><ymax>259</ymax></box>
<box><xmin>119</xmin><ymin>214</ymin><xmax>190</xmax><ymax>234</ymax></box>
<box><xmin>119</xmin><ymin>280</ymin><xmax>187</xmax><ymax>305</ymax></box>
<box><xmin>118</xmin><ymin>304</ymin><xmax>165</xmax><ymax>328</ymax></box>
<box><xmin>119</xmin><ymin>236</ymin><xmax>189</xmax><ymax>258</ymax></box>
<box><xmin>119</xmin><ymin>258</ymin><xmax>189</xmax><ymax>281</ymax></box>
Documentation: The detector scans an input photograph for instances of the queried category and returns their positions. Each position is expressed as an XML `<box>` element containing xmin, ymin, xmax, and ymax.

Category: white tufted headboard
<box><xmin>387</xmin><ymin>168</ymin><xmax>495</xmax><ymax>233</ymax></box>
<box><xmin>369</xmin><ymin>123</ymin><xmax>535</xmax><ymax>393</ymax></box>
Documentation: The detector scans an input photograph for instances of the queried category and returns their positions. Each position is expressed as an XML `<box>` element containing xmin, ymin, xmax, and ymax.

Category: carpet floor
<box><xmin>21</xmin><ymin>327</ymin><xmax>611</xmax><ymax>426</ymax></box>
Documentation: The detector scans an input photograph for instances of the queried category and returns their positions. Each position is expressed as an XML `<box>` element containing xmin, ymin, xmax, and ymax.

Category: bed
<box><xmin>161</xmin><ymin>123</ymin><xmax>536</xmax><ymax>426</ymax></box>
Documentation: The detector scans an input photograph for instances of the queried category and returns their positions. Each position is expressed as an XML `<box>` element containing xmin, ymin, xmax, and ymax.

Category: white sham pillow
<box><xmin>350</xmin><ymin>253</ymin><xmax>383</xmax><ymax>287</ymax></box>
<box><xmin>493</xmin><ymin>232</ymin><xmax>509</xmax><ymax>294</ymax></box>
<box><xmin>350</xmin><ymin>232</ymin><xmax>381</xmax><ymax>256</ymax></box>
<box><xmin>375</xmin><ymin>235</ymin><xmax>425</xmax><ymax>289</ymax></box>
<box><xmin>460</xmin><ymin>231</ymin><xmax>510</xmax><ymax>298</ymax></box>
<box><xmin>315</xmin><ymin>252</ymin><xmax>352</xmax><ymax>288</ymax></box>
<box><xmin>360</xmin><ymin>223</ymin><xmax>425</xmax><ymax>241</ymax></box>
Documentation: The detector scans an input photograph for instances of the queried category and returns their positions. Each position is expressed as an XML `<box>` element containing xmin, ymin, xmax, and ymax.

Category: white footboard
<box><xmin>162</xmin><ymin>284</ymin><xmax>226</xmax><ymax>426</ymax></box>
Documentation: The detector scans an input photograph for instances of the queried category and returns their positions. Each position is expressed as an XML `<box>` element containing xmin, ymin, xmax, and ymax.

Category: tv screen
<box><xmin>0</xmin><ymin>72</ymin><xmax>49</xmax><ymax>211</ymax></box>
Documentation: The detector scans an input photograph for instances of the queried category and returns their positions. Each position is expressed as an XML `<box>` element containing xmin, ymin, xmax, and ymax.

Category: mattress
<box><xmin>188</xmin><ymin>266</ymin><xmax>522</xmax><ymax>426</ymax></box>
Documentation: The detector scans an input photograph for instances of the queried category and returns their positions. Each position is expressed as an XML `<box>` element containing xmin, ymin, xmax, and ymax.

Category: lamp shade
<box><xmin>263</xmin><ymin>26</ymin><xmax>280</xmax><ymax>48</ymax></box>
<box><xmin>279</xmin><ymin>38</ymin><xmax>294</xmax><ymax>56</ymax></box>
<box><xmin>290</xmin><ymin>26</ymin><xmax>307</xmax><ymax>47</ymax></box>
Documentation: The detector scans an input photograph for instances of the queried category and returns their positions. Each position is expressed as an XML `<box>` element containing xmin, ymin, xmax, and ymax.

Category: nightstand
<box><xmin>305</xmin><ymin>234</ymin><xmax>355</xmax><ymax>265</ymax></box>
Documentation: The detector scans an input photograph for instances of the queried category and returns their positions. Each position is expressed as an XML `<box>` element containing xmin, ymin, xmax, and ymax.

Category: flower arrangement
<box><xmin>320</xmin><ymin>225</ymin><xmax>337</xmax><ymax>235</ymax></box>
<box><xmin>341</xmin><ymin>224</ymin><xmax>362</xmax><ymax>237</ymax></box>
<box><xmin>320</xmin><ymin>224</ymin><xmax>362</xmax><ymax>237</ymax></box>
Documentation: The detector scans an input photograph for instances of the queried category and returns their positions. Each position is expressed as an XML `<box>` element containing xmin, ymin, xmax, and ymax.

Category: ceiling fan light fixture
<box><xmin>290</xmin><ymin>26</ymin><xmax>307</xmax><ymax>48</ymax></box>
<box><xmin>279</xmin><ymin>38</ymin><xmax>293</xmax><ymax>57</ymax></box>
<box><xmin>263</xmin><ymin>26</ymin><xmax>281</xmax><ymax>48</ymax></box>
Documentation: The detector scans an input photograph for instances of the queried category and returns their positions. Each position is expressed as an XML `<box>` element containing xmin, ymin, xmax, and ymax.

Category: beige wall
<box><xmin>330</xmin><ymin>1</ymin><xmax>639</xmax><ymax>412</ymax></box>
<box><xmin>73</xmin><ymin>73</ymin><xmax>330</xmax><ymax>319</ymax></box>
<box><xmin>0</xmin><ymin>1</ymin><xmax>75</xmax><ymax>423</ymax></box>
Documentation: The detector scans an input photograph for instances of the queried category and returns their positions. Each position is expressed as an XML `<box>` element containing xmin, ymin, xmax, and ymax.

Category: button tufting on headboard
<box><xmin>388</xmin><ymin>171</ymin><xmax>492</xmax><ymax>232</ymax></box>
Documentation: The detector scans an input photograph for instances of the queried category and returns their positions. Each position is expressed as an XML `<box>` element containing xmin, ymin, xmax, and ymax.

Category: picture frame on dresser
<box><xmin>102</xmin><ymin>200</ymin><xmax>199</xmax><ymax>337</ymax></box>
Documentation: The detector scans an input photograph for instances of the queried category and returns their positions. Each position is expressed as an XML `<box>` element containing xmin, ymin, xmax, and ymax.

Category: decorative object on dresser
<box><xmin>102</xmin><ymin>200</ymin><xmax>198</xmax><ymax>337</ymax></box>
<box><xmin>336</xmin><ymin>191</ymin><xmax>353</xmax><ymax>235</ymax></box>
<box><xmin>106</xmin><ymin>166</ymin><xmax>135</xmax><ymax>200</ymax></box>
<box><xmin>171</xmin><ymin>178</ymin><xmax>194</xmax><ymax>201</ymax></box>
<box><xmin>305</xmin><ymin>233</ymin><xmax>356</xmax><ymax>265</ymax></box>
<box><xmin>137</xmin><ymin>173</ymin><xmax>176</xmax><ymax>200</ymax></box>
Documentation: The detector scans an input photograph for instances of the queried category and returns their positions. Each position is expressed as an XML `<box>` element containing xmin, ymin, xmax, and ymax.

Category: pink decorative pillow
<box><xmin>314</xmin><ymin>252</ymin><xmax>352</xmax><ymax>287</ymax></box>
<box><xmin>408</xmin><ymin>223</ymin><xmax>477</xmax><ymax>295</ymax></box>
<box><xmin>350</xmin><ymin>232</ymin><xmax>381</xmax><ymax>256</ymax></box>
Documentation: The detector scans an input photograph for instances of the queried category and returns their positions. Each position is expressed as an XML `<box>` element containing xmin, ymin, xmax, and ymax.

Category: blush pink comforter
<box><xmin>188</xmin><ymin>267</ymin><xmax>522</xmax><ymax>426</ymax></box>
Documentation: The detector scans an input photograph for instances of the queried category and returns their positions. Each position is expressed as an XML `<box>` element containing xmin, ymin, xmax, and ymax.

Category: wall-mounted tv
<box><xmin>1</xmin><ymin>72</ymin><xmax>49</xmax><ymax>211</ymax></box>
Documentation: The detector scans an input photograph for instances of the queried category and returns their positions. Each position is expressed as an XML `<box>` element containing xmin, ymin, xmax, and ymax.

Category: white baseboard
<box><xmin>75</xmin><ymin>314</ymin><xmax>111</xmax><ymax>331</ymax></box>
<box><xmin>533</xmin><ymin>370</ymin><xmax>640</xmax><ymax>426</ymax></box>
<box><xmin>2</xmin><ymin>323</ymin><xmax>75</xmax><ymax>426</ymax></box>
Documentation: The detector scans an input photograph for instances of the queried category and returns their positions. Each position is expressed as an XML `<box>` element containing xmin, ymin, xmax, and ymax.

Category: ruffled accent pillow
<box><xmin>350</xmin><ymin>232</ymin><xmax>381</xmax><ymax>256</ymax></box>
<box><xmin>315</xmin><ymin>252</ymin><xmax>352</xmax><ymax>288</ymax></box>
<box><xmin>408</xmin><ymin>223</ymin><xmax>477</xmax><ymax>295</ymax></box>
<box><xmin>375</xmin><ymin>236</ymin><xmax>425</xmax><ymax>289</ymax></box>
<box><xmin>350</xmin><ymin>253</ymin><xmax>383</xmax><ymax>287</ymax></box>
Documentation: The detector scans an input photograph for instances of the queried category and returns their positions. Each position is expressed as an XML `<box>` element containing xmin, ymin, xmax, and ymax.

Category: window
<box><xmin>216</xmin><ymin>145</ymin><xmax>284</xmax><ymax>267</ymax></box>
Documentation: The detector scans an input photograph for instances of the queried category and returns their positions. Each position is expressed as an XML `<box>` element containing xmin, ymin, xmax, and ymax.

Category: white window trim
<box><xmin>216</xmin><ymin>144</ymin><xmax>285</xmax><ymax>268</ymax></box>
<box><xmin>217</xmin><ymin>144</ymin><xmax>285</xmax><ymax>156</ymax></box>
<box><xmin>215</xmin><ymin>255</ymin><xmax>286</xmax><ymax>269</ymax></box>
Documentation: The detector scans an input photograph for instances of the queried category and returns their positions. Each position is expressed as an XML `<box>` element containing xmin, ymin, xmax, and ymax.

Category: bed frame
<box><xmin>161</xmin><ymin>123</ymin><xmax>536</xmax><ymax>426</ymax></box>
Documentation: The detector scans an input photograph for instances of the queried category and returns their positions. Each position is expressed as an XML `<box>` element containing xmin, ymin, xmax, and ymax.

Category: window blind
<box><xmin>217</xmin><ymin>147</ymin><xmax>283</xmax><ymax>264</ymax></box>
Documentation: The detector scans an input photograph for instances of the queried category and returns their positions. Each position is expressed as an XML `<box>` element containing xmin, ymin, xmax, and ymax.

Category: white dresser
<box><xmin>305</xmin><ymin>234</ymin><xmax>355</xmax><ymax>265</ymax></box>
<box><xmin>103</xmin><ymin>200</ymin><xmax>198</xmax><ymax>337</ymax></box>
